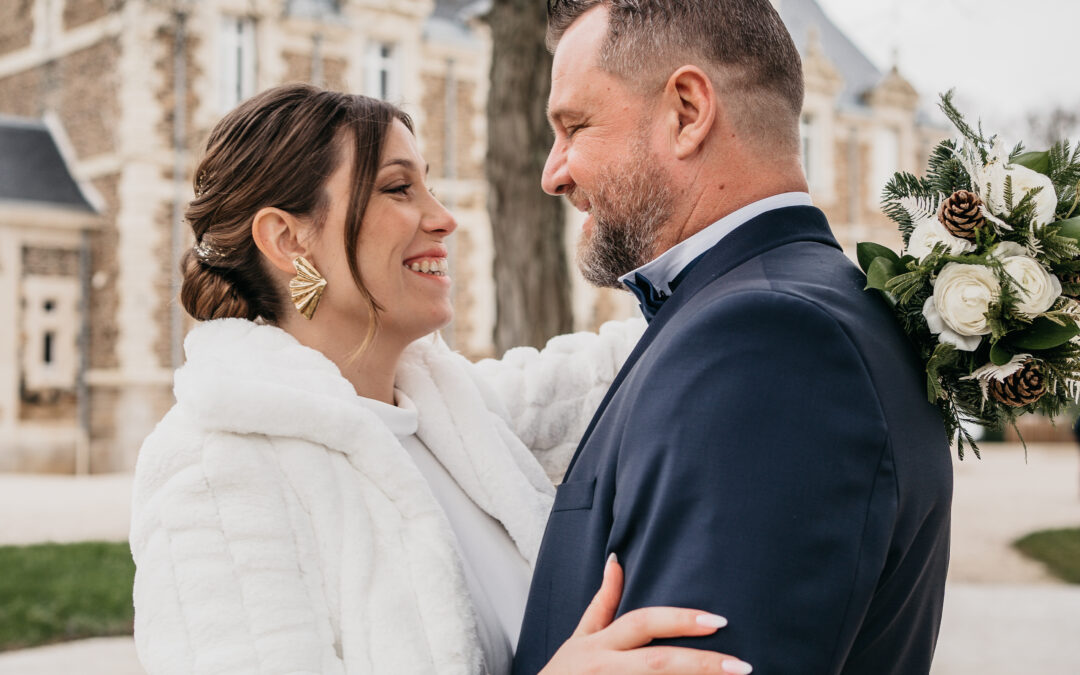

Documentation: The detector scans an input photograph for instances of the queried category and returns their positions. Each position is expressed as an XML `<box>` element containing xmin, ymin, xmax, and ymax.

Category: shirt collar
<box><xmin>618</xmin><ymin>192</ymin><xmax>813</xmax><ymax>296</ymax></box>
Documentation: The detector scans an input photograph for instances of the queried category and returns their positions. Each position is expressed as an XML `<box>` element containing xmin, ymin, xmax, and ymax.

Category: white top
<box><xmin>356</xmin><ymin>391</ymin><xmax>533</xmax><ymax>674</ymax></box>
<box><xmin>618</xmin><ymin>192</ymin><xmax>814</xmax><ymax>295</ymax></box>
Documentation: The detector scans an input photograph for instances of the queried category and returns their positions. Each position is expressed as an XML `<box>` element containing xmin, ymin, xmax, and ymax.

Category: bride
<box><xmin>129</xmin><ymin>83</ymin><xmax>740</xmax><ymax>674</ymax></box>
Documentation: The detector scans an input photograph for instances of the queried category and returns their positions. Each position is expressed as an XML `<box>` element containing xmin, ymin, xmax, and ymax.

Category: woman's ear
<box><xmin>251</xmin><ymin>207</ymin><xmax>308</xmax><ymax>275</ymax></box>
<box><xmin>664</xmin><ymin>65</ymin><xmax>717</xmax><ymax>160</ymax></box>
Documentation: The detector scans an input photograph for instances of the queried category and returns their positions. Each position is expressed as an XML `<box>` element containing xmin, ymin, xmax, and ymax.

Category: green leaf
<box><xmin>925</xmin><ymin>342</ymin><xmax>957</xmax><ymax>402</ymax></box>
<box><xmin>990</xmin><ymin>340</ymin><xmax>1013</xmax><ymax>366</ymax></box>
<box><xmin>865</xmin><ymin>257</ymin><xmax>900</xmax><ymax>292</ymax></box>
<box><xmin>1055</xmin><ymin>216</ymin><xmax>1080</xmax><ymax>243</ymax></box>
<box><xmin>857</xmin><ymin>242</ymin><xmax>900</xmax><ymax>274</ymax></box>
<box><xmin>1013</xmin><ymin>151</ymin><xmax>1051</xmax><ymax>176</ymax></box>
<box><xmin>1009</xmin><ymin>317</ymin><xmax>1080</xmax><ymax>350</ymax></box>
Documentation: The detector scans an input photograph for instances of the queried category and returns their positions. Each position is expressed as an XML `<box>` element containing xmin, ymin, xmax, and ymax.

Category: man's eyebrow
<box><xmin>547</xmin><ymin>108</ymin><xmax>584</xmax><ymax>130</ymax></box>
<box><xmin>380</xmin><ymin>158</ymin><xmax>430</xmax><ymax>175</ymax></box>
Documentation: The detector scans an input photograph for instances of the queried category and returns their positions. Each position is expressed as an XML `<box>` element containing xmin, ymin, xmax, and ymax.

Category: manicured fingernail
<box><xmin>695</xmin><ymin>613</ymin><xmax>728</xmax><ymax>629</ymax></box>
<box><xmin>606</xmin><ymin>552</ymin><xmax>617</xmax><ymax>566</ymax></box>
<box><xmin>721</xmin><ymin>659</ymin><xmax>753</xmax><ymax>674</ymax></box>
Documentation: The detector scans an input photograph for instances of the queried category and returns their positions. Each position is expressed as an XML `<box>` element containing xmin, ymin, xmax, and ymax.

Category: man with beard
<box><xmin>512</xmin><ymin>1</ymin><xmax>954</xmax><ymax>673</ymax></box>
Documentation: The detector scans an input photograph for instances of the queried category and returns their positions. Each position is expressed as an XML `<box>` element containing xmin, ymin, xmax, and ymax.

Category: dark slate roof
<box><xmin>0</xmin><ymin>115</ymin><xmax>96</xmax><ymax>213</ymax></box>
<box><xmin>777</xmin><ymin>0</ymin><xmax>883</xmax><ymax>109</ymax></box>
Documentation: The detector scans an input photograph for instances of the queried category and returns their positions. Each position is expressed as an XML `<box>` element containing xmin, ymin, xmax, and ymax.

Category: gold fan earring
<box><xmin>289</xmin><ymin>256</ymin><xmax>327</xmax><ymax>320</ymax></box>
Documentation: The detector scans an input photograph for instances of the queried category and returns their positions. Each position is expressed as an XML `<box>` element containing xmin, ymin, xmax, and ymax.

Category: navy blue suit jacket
<box><xmin>513</xmin><ymin>207</ymin><xmax>952</xmax><ymax>674</ymax></box>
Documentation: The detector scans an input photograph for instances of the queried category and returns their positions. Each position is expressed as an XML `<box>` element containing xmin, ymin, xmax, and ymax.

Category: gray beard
<box><xmin>575</xmin><ymin>160</ymin><xmax>675</xmax><ymax>289</ymax></box>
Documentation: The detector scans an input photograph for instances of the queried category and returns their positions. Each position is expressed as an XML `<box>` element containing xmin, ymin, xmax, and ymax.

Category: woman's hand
<box><xmin>539</xmin><ymin>554</ymin><xmax>753</xmax><ymax>674</ymax></box>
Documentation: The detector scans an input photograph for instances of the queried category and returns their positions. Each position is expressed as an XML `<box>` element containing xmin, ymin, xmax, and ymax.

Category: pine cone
<box><xmin>1059</xmin><ymin>272</ymin><xmax>1080</xmax><ymax>298</ymax></box>
<box><xmin>938</xmin><ymin>190</ymin><xmax>986</xmax><ymax>241</ymax></box>
<box><xmin>989</xmin><ymin>361</ymin><xmax>1047</xmax><ymax>407</ymax></box>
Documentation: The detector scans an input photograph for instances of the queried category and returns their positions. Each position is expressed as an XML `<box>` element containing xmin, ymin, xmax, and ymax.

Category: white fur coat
<box><xmin>130</xmin><ymin>317</ymin><xmax>644</xmax><ymax>674</ymax></box>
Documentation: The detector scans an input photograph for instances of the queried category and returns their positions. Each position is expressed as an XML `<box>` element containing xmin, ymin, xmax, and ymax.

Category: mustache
<box><xmin>565</xmin><ymin>187</ymin><xmax>589</xmax><ymax>212</ymax></box>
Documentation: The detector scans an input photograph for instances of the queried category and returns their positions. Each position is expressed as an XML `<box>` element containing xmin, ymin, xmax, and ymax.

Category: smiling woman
<box><xmin>128</xmin><ymin>83</ymin><xmax>740</xmax><ymax>675</ymax></box>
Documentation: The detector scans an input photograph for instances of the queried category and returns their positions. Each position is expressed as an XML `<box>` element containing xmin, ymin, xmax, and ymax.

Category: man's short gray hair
<box><xmin>547</xmin><ymin>0</ymin><xmax>804</xmax><ymax>150</ymax></box>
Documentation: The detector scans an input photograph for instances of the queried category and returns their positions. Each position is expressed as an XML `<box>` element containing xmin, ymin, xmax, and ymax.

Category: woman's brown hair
<box><xmin>180</xmin><ymin>83</ymin><xmax>413</xmax><ymax>336</ymax></box>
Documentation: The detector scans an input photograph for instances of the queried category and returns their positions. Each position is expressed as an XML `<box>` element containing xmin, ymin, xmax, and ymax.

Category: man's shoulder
<box><xmin>681</xmin><ymin>238</ymin><xmax>896</xmax><ymax>340</ymax></box>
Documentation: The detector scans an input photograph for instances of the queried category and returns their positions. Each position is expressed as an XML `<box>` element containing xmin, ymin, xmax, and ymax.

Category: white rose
<box><xmin>974</xmin><ymin>145</ymin><xmax>1058</xmax><ymax>225</ymax></box>
<box><xmin>923</xmin><ymin>262</ymin><xmax>1000</xmax><ymax>351</ymax></box>
<box><xmin>906</xmin><ymin>215</ymin><xmax>977</xmax><ymax>259</ymax></box>
<box><xmin>993</xmin><ymin>243</ymin><xmax>1061</xmax><ymax>316</ymax></box>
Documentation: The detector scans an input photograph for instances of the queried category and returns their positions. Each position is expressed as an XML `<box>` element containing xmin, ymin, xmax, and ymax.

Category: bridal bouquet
<box><xmin>858</xmin><ymin>91</ymin><xmax>1080</xmax><ymax>456</ymax></box>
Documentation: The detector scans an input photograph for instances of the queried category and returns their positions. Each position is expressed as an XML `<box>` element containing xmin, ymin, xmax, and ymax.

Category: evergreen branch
<box><xmin>939</xmin><ymin>90</ymin><xmax>989</xmax><ymax>150</ymax></box>
<box><xmin>1066</xmin><ymin>181</ymin><xmax>1080</xmax><ymax>220</ymax></box>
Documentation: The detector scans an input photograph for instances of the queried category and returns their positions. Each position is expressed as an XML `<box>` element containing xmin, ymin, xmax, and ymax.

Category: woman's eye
<box><xmin>386</xmin><ymin>183</ymin><xmax>411</xmax><ymax>195</ymax></box>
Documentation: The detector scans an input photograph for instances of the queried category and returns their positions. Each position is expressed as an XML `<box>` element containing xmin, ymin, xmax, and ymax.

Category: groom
<box><xmin>513</xmin><ymin>1</ymin><xmax>953</xmax><ymax>673</ymax></box>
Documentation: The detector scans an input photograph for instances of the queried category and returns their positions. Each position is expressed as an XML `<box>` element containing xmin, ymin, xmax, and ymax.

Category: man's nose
<box><xmin>541</xmin><ymin>138</ymin><xmax>572</xmax><ymax>196</ymax></box>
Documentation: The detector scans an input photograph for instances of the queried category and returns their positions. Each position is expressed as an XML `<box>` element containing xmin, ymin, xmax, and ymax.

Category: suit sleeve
<box><xmin>131</xmin><ymin>432</ymin><xmax>344</xmax><ymax>675</ymax></box>
<box><xmin>611</xmin><ymin>291</ymin><xmax>895</xmax><ymax>673</ymax></box>
<box><xmin>469</xmin><ymin>318</ymin><xmax>645</xmax><ymax>482</ymax></box>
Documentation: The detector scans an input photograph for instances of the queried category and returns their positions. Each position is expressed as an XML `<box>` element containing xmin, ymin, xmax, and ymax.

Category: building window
<box><xmin>43</xmin><ymin>332</ymin><xmax>54</xmax><ymax>365</ymax></box>
<box><xmin>285</xmin><ymin>0</ymin><xmax>341</xmax><ymax>18</ymax></box>
<box><xmin>220</xmin><ymin>16</ymin><xmax>257</xmax><ymax>112</ymax></box>
<box><xmin>871</xmin><ymin>126</ymin><xmax>900</xmax><ymax>203</ymax></box>
<box><xmin>365</xmin><ymin>42</ymin><xmax>399</xmax><ymax>102</ymax></box>
<box><xmin>800</xmin><ymin>115</ymin><xmax>815</xmax><ymax>190</ymax></box>
<box><xmin>21</xmin><ymin>277</ymin><xmax>79</xmax><ymax>391</ymax></box>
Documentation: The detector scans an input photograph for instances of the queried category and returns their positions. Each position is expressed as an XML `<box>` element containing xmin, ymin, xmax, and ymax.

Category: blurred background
<box><xmin>0</xmin><ymin>0</ymin><xmax>1078</xmax><ymax>672</ymax></box>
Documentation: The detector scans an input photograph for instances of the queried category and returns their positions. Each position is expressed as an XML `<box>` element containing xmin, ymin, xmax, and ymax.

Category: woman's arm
<box><xmin>469</xmin><ymin>318</ymin><xmax>646</xmax><ymax>482</ymax></box>
<box><xmin>130</xmin><ymin>430</ymin><xmax>343</xmax><ymax>675</ymax></box>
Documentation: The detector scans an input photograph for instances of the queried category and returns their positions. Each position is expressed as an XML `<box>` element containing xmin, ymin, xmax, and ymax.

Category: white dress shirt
<box><xmin>618</xmin><ymin>192</ymin><xmax>814</xmax><ymax>295</ymax></box>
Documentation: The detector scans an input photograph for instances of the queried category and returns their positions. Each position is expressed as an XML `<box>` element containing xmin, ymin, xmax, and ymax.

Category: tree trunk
<box><xmin>485</xmin><ymin>0</ymin><xmax>573</xmax><ymax>355</ymax></box>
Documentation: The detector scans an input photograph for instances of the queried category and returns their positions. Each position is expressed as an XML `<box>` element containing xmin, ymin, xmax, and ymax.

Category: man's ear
<box><xmin>664</xmin><ymin>66</ymin><xmax>717</xmax><ymax>160</ymax></box>
<box><xmin>251</xmin><ymin>207</ymin><xmax>309</xmax><ymax>275</ymax></box>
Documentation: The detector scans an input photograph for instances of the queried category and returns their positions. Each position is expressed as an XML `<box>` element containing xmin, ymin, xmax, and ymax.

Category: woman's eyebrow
<box><xmin>380</xmin><ymin>158</ymin><xmax>430</xmax><ymax>175</ymax></box>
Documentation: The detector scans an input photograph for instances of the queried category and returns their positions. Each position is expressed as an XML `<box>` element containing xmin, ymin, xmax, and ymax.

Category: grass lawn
<box><xmin>0</xmin><ymin>541</ymin><xmax>134</xmax><ymax>651</ymax></box>
<box><xmin>1014</xmin><ymin>527</ymin><xmax>1080</xmax><ymax>584</ymax></box>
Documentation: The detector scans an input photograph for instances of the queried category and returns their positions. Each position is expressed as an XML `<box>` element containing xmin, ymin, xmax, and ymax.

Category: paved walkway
<box><xmin>0</xmin><ymin>638</ymin><xmax>141</xmax><ymax>675</ymax></box>
<box><xmin>0</xmin><ymin>473</ymin><xmax>132</xmax><ymax>546</ymax></box>
<box><xmin>0</xmin><ymin>443</ymin><xmax>1078</xmax><ymax>674</ymax></box>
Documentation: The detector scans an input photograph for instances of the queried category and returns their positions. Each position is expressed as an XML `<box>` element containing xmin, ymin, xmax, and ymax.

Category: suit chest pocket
<box><xmin>552</xmin><ymin>477</ymin><xmax>596</xmax><ymax>512</ymax></box>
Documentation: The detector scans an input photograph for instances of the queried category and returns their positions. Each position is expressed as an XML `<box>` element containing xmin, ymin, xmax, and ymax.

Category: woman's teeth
<box><xmin>407</xmin><ymin>258</ymin><xmax>449</xmax><ymax>276</ymax></box>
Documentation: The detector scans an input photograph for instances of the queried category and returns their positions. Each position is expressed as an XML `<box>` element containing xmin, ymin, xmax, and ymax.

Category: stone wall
<box><xmin>282</xmin><ymin>51</ymin><xmax>309</xmax><ymax>84</ymax></box>
<box><xmin>420</xmin><ymin>73</ymin><xmax>483</xmax><ymax>181</ymax></box>
<box><xmin>22</xmin><ymin>246</ymin><xmax>80</xmax><ymax>276</ymax></box>
<box><xmin>0</xmin><ymin>68</ymin><xmax>44</xmax><ymax>117</ymax></box>
<box><xmin>151</xmin><ymin>201</ymin><xmax>176</xmax><ymax>369</ymax></box>
<box><xmin>0</xmin><ymin>0</ymin><xmax>34</xmax><ymax>56</ymax></box>
<box><xmin>154</xmin><ymin>24</ymin><xmax>201</xmax><ymax>176</ymax></box>
<box><xmin>87</xmin><ymin>385</ymin><xmax>118</xmax><ymax>470</ymax></box>
<box><xmin>89</xmin><ymin>174</ymin><xmax>120</xmax><ymax>370</ymax></box>
<box><xmin>324</xmin><ymin>56</ymin><xmax>348</xmax><ymax>92</ymax></box>
<box><xmin>63</xmin><ymin>0</ymin><xmax>113</xmax><ymax>31</ymax></box>
<box><xmin>57</xmin><ymin>39</ymin><xmax>121</xmax><ymax>158</ymax></box>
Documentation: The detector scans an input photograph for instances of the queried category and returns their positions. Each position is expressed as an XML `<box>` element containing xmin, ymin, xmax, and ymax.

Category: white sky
<box><xmin>814</xmin><ymin>0</ymin><xmax>1080</xmax><ymax>139</ymax></box>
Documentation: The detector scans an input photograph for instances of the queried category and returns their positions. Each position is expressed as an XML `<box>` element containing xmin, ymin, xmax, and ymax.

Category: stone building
<box><xmin>0</xmin><ymin>114</ymin><xmax>100</xmax><ymax>472</ymax></box>
<box><xmin>0</xmin><ymin>0</ymin><xmax>947</xmax><ymax>473</ymax></box>
<box><xmin>0</xmin><ymin>0</ymin><xmax>492</xmax><ymax>472</ymax></box>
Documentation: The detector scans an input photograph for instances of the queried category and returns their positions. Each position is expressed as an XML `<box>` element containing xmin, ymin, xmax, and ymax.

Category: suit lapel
<box><xmin>562</xmin><ymin>206</ymin><xmax>840</xmax><ymax>478</ymax></box>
